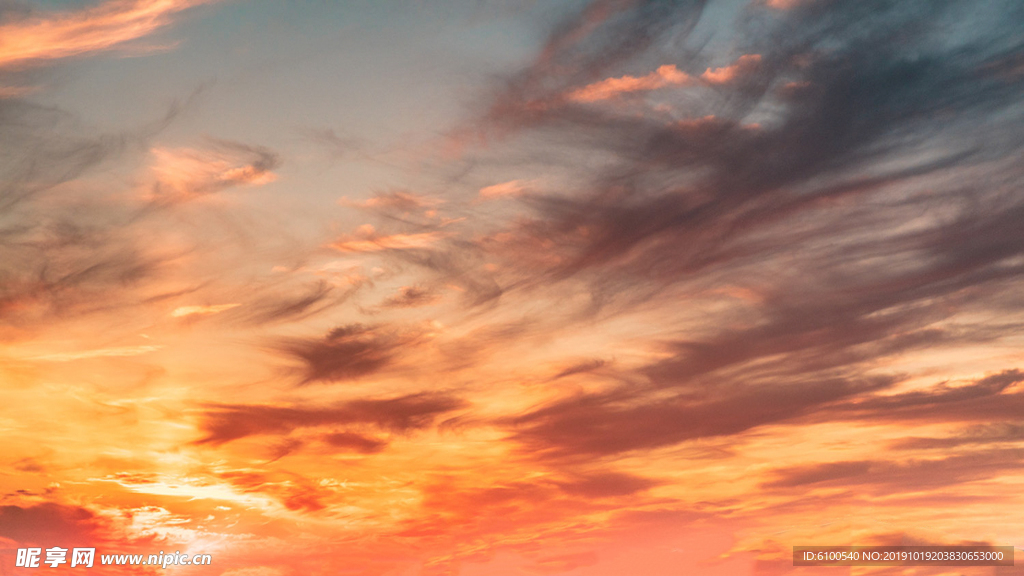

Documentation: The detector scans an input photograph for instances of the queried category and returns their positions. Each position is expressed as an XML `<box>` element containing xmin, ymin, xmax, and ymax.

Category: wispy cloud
<box><xmin>4</xmin><ymin>0</ymin><xmax>1024</xmax><ymax>573</ymax></box>
<box><xmin>0</xmin><ymin>502</ymin><xmax>105</xmax><ymax>545</ymax></box>
<box><xmin>378</xmin><ymin>286</ymin><xmax>440</xmax><ymax>309</ymax></box>
<box><xmin>148</xmin><ymin>139</ymin><xmax>279</xmax><ymax>201</ymax></box>
<box><xmin>328</xmin><ymin>225</ymin><xmax>448</xmax><ymax>253</ymax></box>
<box><xmin>171</xmin><ymin>303</ymin><xmax>240</xmax><ymax>317</ymax></box>
<box><xmin>30</xmin><ymin>345</ymin><xmax>163</xmax><ymax>361</ymax></box>
<box><xmin>478</xmin><ymin>179</ymin><xmax>532</xmax><ymax>199</ymax></box>
<box><xmin>567</xmin><ymin>64</ymin><xmax>690</xmax><ymax>102</ymax></box>
<box><xmin>0</xmin><ymin>0</ymin><xmax>215</xmax><ymax>70</ymax></box>
<box><xmin>277</xmin><ymin>323</ymin><xmax>425</xmax><ymax>384</ymax></box>
<box><xmin>346</xmin><ymin>190</ymin><xmax>442</xmax><ymax>212</ymax></box>
<box><xmin>700</xmin><ymin>53</ymin><xmax>761</xmax><ymax>84</ymax></box>
<box><xmin>197</xmin><ymin>392</ymin><xmax>466</xmax><ymax>444</ymax></box>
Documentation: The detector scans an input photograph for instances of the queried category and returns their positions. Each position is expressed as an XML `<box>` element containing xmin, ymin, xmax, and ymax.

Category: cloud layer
<box><xmin>2</xmin><ymin>0</ymin><xmax>1023</xmax><ymax>575</ymax></box>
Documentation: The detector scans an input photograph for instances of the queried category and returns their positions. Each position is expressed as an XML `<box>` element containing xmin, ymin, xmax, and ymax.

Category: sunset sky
<box><xmin>2</xmin><ymin>0</ymin><xmax>1024</xmax><ymax>575</ymax></box>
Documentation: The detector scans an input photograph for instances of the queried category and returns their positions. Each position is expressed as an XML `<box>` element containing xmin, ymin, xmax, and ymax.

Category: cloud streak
<box><xmin>567</xmin><ymin>64</ymin><xmax>691</xmax><ymax>102</ymax></box>
<box><xmin>197</xmin><ymin>392</ymin><xmax>466</xmax><ymax>445</ymax></box>
<box><xmin>148</xmin><ymin>139</ymin><xmax>279</xmax><ymax>202</ymax></box>
<box><xmin>0</xmin><ymin>0</ymin><xmax>214</xmax><ymax>70</ymax></box>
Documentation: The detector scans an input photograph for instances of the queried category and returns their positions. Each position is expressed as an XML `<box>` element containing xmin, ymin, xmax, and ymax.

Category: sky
<box><xmin>2</xmin><ymin>0</ymin><xmax>1024</xmax><ymax>575</ymax></box>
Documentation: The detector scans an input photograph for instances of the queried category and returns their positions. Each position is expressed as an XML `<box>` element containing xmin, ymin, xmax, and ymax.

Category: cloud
<box><xmin>235</xmin><ymin>281</ymin><xmax>346</xmax><ymax>326</ymax></box>
<box><xmin>278</xmin><ymin>323</ymin><xmax>411</xmax><ymax>384</ymax></box>
<box><xmin>170</xmin><ymin>303</ymin><xmax>240</xmax><ymax>317</ymax></box>
<box><xmin>567</xmin><ymin>64</ymin><xmax>691</xmax><ymax>102</ymax></box>
<box><xmin>321</xmin><ymin>432</ymin><xmax>388</xmax><ymax>454</ymax></box>
<box><xmin>378</xmin><ymin>286</ymin><xmax>440</xmax><ymax>309</ymax></box>
<box><xmin>0</xmin><ymin>99</ymin><xmax>129</xmax><ymax>210</ymax></box>
<box><xmin>0</xmin><ymin>0</ymin><xmax>213</xmax><ymax>70</ymax></box>
<box><xmin>762</xmin><ymin>460</ymin><xmax>873</xmax><ymax>488</ymax></box>
<box><xmin>468</xmin><ymin>0</ymin><xmax>1024</xmax><ymax>310</ymax></box>
<box><xmin>0</xmin><ymin>92</ymin><xmax>206</xmax><ymax>339</ymax></box>
<box><xmin>196</xmin><ymin>392</ymin><xmax>466</xmax><ymax>445</ymax></box>
<box><xmin>823</xmin><ymin>370</ymin><xmax>1024</xmax><ymax>424</ymax></box>
<box><xmin>216</xmin><ymin>470</ymin><xmax>332</xmax><ymax>512</ymax></box>
<box><xmin>891</xmin><ymin>423</ymin><xmax>1024</xmax><ymax>450</ymax></box>
<box><xmin>438</xmin><ymin>2</ymin><xmax>1024</xmax><ymax>440</ymax></box>
<box><xmin>220</xmin><ymin>568</ymin><xmax>286</xmax><ymax>576</ymax></box>
<box><xmin>761</xmin><ymin>0</ymin><xmax>812</xmax><ymax>10</ymax></box>
<box><xmin>763</xmin><ymin>450</ymin><xmax>1024</xmax><ymax>491</ymax></box>
<box><xmin>148</xmin><ymin>139</ymin><xmax>279</xmax><ymax>201</ymax></box>
<box><xmin>348</xmin><ymin>190</ymin><xmax>442</xmax><ymax>212</ymax></box>
<box><xmin>0</xmin><ymin>213</ymin><xmax>165</xmax><ymax>329</ymax></box>
<box><xmin>329</xmin><ymin>225</ymin><xmax>448</xmax><ymax>253</ymax></box>
<box><xmin>700</xmin><ymin>54</ymin><xmax>761</xmax><ymax>84</ymax></box>
<box><xmin>554</xmin><ymin>472</ymin><xmax>659</xmax><ymax>498</ymax></box>
<box><xmin>551</xmin><ymin>358</ymin><xmax>608</xmax><ymax>380</ymax></box>
<box><xmin>0</xmin><ymin>84</ymin><xmax>37</xmax><ymax>98</ymax></box>
<box><xmin>481</xmin><ymin>0</ymin><xmax>707</xmax><ymax>126</ymax></box>
<box><xmin>29</xmin><ymin>345</ymin><xmax>162</xmax><ymax>362</ymax></box>
<box><xmin>0</xmin><ymin>503</ymin><xmax>103</xmax><ymax>545</ymax></box>
<box><xmin>3</xmin><ymin>1</ymin><xmax>1024</xmax><ymax>572</ymax></box>
<box><xmin>511</xmin><ymin>376</ymin><xmax>891</xmax><ymax>458</ymax></box>
<box><xmin>12</xmin><ymin>457</ymin><xmax>45</xmax><ymax>473</ymax></box>
<box><xmin>478</xmin><ymin>179</ymin><xmax>532</xmax><ymax>199</ymax></box>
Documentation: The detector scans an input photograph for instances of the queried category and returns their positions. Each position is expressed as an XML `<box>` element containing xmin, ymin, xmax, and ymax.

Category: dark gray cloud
<box><xmin>488</xmin><ymin>2</ymin><xmax>1024</xmax><ymax>291</ymax></box>
<box><xmin>820</xmin><ymin>370</ymin><xmax>1024</xmax><ymax>424</ymax></box>
<box><xmin>763</xmin><ymin>449</ymin><xmax>1024</xmax><ymax>491</ymax></box>
<box><xmin>511</xmin><ymin>376</ymin><xmax>892</xmax><ymax>458</ymax></box>
<box><xmin>512</xmin><ymin>364</ymin><xmax>1023</xmax><ymax>459</ymax></box>
<box><xmin>453</xmin><ymin>0</ymin><xmax>1024</xmax><ymax>462</ymax></box>
<box><xmin>891</xmin><ymin>423</ymin><xmax>1024</xmax><ymax>450</ymax></box>
<box><xmin>0</xmin><ymin>99</ymin><xmax>127</xmax><ymax>211</ymax></box>
<box><xmin>0</xmin><ymin>502</ymin><xmax>102</xmax><ymax>546</ymax></box>
<box><xmin>279</xmin><ymin>323</ymin><xmax>411</xmax><ymax>384</ymax></box>
<box><xmin>0</xmin><ymin>89</ymin><xmax>256</xmax><ymax>334</ymax></box>
<box><xmin>0</xmin><ymin>209</ymin><xmax>167</xmax><ymax>330</ymax></box>
<box><xmin>379</xmin><ymin>285</ymin><xmax>441</xmax><ymax>309</ymax></box>
<box><xmin>450</xmin><ymin>0</ymin><xmax>1024</xmax><ymax>317</ymax></box>
<box><xmin>554</xmin><ymin>471</ymin><xmax>659</xmax><ymax>498</ymax></box>
<box><xmin>486</xmin><ymin>0</ymin><xmax>708</xmax><ymax>128</ymax></box>
<box><xmin>551</xmin><ymin>358</ymin><xmax>608</xmax><ymax>380</ymax></box>
<box><xmin>197</xmin><ymin>392</ymin><xmax>466</xmax><ymax>445</ymax></box>
<box><xmin>321</xmin><ymin>432</ymin><xmax>388</xmax><ymax>454</ymax></box>
<box><xmin>235</xmin><ymin>280</ymin><xmax>349</xmax><ymax>326</ymax></box>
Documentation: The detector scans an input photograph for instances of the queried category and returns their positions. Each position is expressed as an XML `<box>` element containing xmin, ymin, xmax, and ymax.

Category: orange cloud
<box><xmin>171</xmin><ymin>303</ymin><xmax>241</xmax><ymax>317</ymax></box>
<box><xmin>349</xmin><ymin>190</ymin><xmax>442</xmax><ymax>211</ymax></box>
<box><xmin>479</xmin><ymin>179</ymin><xmax>531</xmax><ymax>199</ymax></box>
<box><xmin>567</xmin><ymin>64</ymin><xmax>691</xmax><ymax>102</ymax></box>
<box><xmin>0</xmin><ymin>85</ymin><xmax>39</xmax><ymax>98</ymax></box>
<box><xmin>329</xmin><ymin>225</ymin><xmax>447</xmax><ymax>253</ymax></box>
<box><xmin>149</xmin><ymin>141</ymin><xmax>279</xmax><ymax>201</ymax></box>
<box><xmin>379</xmin><ymin>286</ymin><xmax>441</xmax><ymax>309</ymax></box>
<box><xmin>762</xmin><ymin>0</ymin><xmax>812</xmax><ymax>9</ymax></box>
<box><xmin>701</xmin><ymin>54</ymin><xmax>762</xmax><ymax>84</ymax></box>
<box><xmin>29</xmin><ymin>345</ymin><xmax>162</xmax><ymax>362</ymax></box>
<box><xmin>0</xmin><ymin>0</ymin><xmax>214</xmax><ymax>70</ymax></box>
<box><xmin>672</xmin><ymin>114</ymin><xmax>720</xmax><ymax>130</ymax></box>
